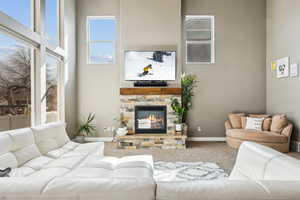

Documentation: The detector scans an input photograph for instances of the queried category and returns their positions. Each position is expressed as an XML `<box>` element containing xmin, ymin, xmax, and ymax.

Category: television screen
<box><xmin>125</xmin><ymin>51</ymin><xmax>176</xmax><ymax>81</ymax></box>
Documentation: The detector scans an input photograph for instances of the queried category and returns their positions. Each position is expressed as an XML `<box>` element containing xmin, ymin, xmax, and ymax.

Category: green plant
<box><xmin>77</xmin><ymin>113</ymin><xmax>96</xmax><ymax>136</ymax></box>
<box><xmin>171</xmin><ymin>98</ymin><xmax>186</xmax><ymax>123</ymax></box>
<box><xmin>171</xmin><ymin>73</ymin><xmax>197</xmax><ymax>123</ymax></box>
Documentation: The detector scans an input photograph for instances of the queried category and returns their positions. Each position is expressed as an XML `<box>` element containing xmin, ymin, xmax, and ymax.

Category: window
<box><xmin>0</xmin><ymin>33</ymin><xmax>33</xmax><ymax>130</ymax></box>
<box><xmin>0</xmin><ymin>0</ymin><xmax>32</xmax><ymax>28</ymax></box>
<box><xmin>87</xmin><ymin>16</ymin><xmax>116</xmax><ymax>64</ymax></box>
<box><xmin>41</xmin><ymin>55</ymin><xmax>59</xmax><ymax>124</ymax></box>
<box><xmin>0</xmin><ymin>0</ymin><xmax>65</xmax><ymax>129</ymax></box>
<box><xmin>185</xmin><ymin>16</ymin><xmax>215</xmax><ymax>64</ymax></box>
<box><xmin>45</xmin><ymin>0</ymin><xmax>59</xmax><ymax>46</ymax></box>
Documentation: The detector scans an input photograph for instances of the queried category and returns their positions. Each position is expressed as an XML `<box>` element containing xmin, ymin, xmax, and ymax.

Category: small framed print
<box><xmin>276</xmin><ymin>57</ymin><xmax>289</xmax><ymax>78</ymax></box>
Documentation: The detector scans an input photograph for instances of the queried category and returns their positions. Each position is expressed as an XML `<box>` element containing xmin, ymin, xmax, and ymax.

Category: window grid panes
<box><xmin>87</xmin><ymin>16</ymin><xmax>116</xmax><ymax>64</ymax></box>
<box><xmin>45</xmin><ymin>0</ymin><xmax>59</xmax><ymax>46</ymax></box>
<box><xmin>0</xmin><ymin>33</ymin><xmax>33</xmax><ymax>130</ymax></box>
<box><xmin>185</xmin><ymin>16</ymin><xmax>215</xmax><ymax>64</ymax></box>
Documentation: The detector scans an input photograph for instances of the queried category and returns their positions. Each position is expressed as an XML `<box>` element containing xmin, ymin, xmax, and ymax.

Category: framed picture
<box><xmin>276</xmin><ymin>57</ymin><xmax>289</xmax><ymax>78</ymax></box>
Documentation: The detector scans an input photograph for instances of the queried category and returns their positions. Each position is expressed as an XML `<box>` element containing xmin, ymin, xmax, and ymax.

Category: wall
<box><xmin>182</xmin><ymin>0</ymin><xmax>267</xmax><ymax>137</ymax></box>
<box><xmin>266</xmin><ymin>0</ymin><xmax>300</xmax><ymax>142</ymax></box>
<box><xmin>64</xmin><ymin>0</ymin><xmax>77</xmax><ymax>137</ymax></box>
<box><xmin>76</xmin><ymin>0</ymin><xmax>120</xmax><ymax>137</ymax></box>
<box><xmin>120</xmin><ymin>0</ymin><xmax>182</xmax><ymax>87</ymax></box>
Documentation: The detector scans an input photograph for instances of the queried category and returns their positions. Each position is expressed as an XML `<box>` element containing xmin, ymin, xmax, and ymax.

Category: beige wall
<box><xmin>64</xmin><ymin>0</ymin><xmax>77</xmax><ymax>137</ymax></box>
<box><xmin>183</xmin><ymin>0</ymin><xmax>267</xmax><ymax>137</ymax></box>
<box><xmin>266</xmin><ymin>0</ymin><xmax>300</xmax><ymax>141</ymax></box>
<box><xmin>120</xmin><ymin>0</ymin><xmax>182</xmax><ymax>87</ymax></box>
<box><xmin>76</xmin><ymin>0</ymin><xmax>121</xmax><ymax>137</ymax></box>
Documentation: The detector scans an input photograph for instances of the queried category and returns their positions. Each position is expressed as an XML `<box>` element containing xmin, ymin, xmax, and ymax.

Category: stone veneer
<box><xmin>120</xmin><ymin>95</ymin><xmax>181</xmax><ymax>134</ymax></box>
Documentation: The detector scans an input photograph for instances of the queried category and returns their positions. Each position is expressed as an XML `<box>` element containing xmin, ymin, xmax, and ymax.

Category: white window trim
<box><xmin>86</xmin><ymin>16</ymin><xmax>116</xmax><ymax>65</ymax></box>
<box><xmin>0</xmin><ymin>0</ymin><xmax>65</xmax><ymax>126</ymax></box>
<box><xmin>185</xmin><ymin>15</ymin><xmax>215</xmax><ymax>65</ymax></box>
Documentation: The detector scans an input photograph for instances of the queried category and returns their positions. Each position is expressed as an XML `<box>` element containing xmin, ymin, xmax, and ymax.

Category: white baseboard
<box><xmin>291</xmin><ymin>140</ymin><xmax>300</xmax><ymax>152</ymax></box>
<box><xmin>80</xmin><ymin>137</ymin><xmax>114</xmax><ymax>142</ymax></box>
<box><xmin>79</xmin><ymin>136</ymin><xmax>226</xmax><ymax>143</ymax></box>
<box><xmin>187</xmin><ymin>137</ymin><xmax>226</xmax><ymax>142</ymax></box>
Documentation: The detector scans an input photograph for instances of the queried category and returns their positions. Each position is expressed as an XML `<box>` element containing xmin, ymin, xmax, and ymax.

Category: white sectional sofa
<box><xmin>0</xmin><ymin>122</ymin><xmax>155</xmax><ymax>200</ymax></box>
<box><xmin>1</xmin><ymin>122</ymin><xmax>300</xmax><ymax>200</ymax></box>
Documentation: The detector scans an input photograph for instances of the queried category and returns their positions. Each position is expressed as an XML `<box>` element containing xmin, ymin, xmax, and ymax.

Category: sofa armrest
<box><xmin>281</xmin><ymin>123</ymin><xmax>293</xmax><ymax>138</ymax></box>
<box><xmin>156</xmin><ymin>180</ymin><xmax>300</xmax><ymax>200</ymax></box>
<box><xmin>225</xmin><ymin>120</ymin><xmax>232</xmax><ymax>130</ymax></box>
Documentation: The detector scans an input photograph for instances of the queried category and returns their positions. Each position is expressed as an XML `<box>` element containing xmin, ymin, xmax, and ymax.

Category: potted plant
<box><xmin>77</xmin><ymin>113</ymin><xmax>96</xmax><ymax>139</ymax></box>
<box><xmin>171</xmin><ymin>73</ymin><xmax>197</xmax><ymax>134</ymax></box>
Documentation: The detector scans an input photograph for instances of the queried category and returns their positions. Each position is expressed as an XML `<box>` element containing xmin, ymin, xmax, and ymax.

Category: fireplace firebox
<box><xmin>135</xmin><ymin>106</ymin><xmax>167</xmax><ymax>134</ymax></box>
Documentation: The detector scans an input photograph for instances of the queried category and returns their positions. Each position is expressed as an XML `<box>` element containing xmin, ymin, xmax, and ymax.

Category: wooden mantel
<box><xmin>120</xmin><ymin>87</ymin><xmax>181</xmax><ymax>95</ymax></box>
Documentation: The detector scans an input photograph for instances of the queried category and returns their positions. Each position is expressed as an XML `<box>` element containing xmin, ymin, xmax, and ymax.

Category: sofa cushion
<box><xmin>6</xmin><ymin>128</ymin><xmax>42</xmax><ymax>166</ymax></box>
<box><xmin>271</xmin><ymin>114</ymin><xmax>288</xmax><ymax>133</ymax></box>
<box><xmin>0</xmin><ymin>153</ymin><xmax>18</xmax><ymax>168</ymax></box>
<box><xmin>249</xmin><ymin>114</ymin><xmax>270</xmax><ymax>118</ymax></box>
<box><xmin>262</xmin><ymin>118</ymin><xmax>272</xmax><ymax>131</ymax></box>
<box><xmin>227</xmin><ymin>129</ymin><xmax>288</xmax><ymax>143</ymax></box>
<box><xmin>32</xmin><ymin>122</ymin><xmax>70</xmax><ymax>154</ymax></box>
<box><xmin>245</xmin><ymin>117</ymin><xmax>264</xmax><ymax>131</ymax></box>
<box><xmin>228</xmin><ymin>113</ymin><xmax>245</xmax><ymax>129</ymax></box>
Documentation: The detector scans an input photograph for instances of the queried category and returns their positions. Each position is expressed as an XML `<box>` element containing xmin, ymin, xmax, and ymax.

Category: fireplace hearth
<box><xmin>135</xmin><ymin>106</ymin><xmax>167</xmax><ymax>134</ymax></box>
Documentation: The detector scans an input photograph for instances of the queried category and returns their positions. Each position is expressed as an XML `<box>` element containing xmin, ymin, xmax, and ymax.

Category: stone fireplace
<box><xmin>118</xmin><ymin>88</ymin><xmax>186</xmax><ymax>149</ymax></box>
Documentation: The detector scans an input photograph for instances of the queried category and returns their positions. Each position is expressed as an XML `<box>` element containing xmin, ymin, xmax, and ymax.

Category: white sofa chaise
<box><xmin>157</xmin><ymin>142</ymin><xmax>300</xmax><ymax>200</ymax></box>
<box><xmin>0</xmin><ymin>122</ymin><xmax>155</xmax><ymax>200</ymax></box>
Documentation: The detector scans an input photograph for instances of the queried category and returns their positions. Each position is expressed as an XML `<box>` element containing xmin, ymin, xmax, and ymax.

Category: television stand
<box><xmin>134</xmin><ymin>81</ymin><xmax>168</xmax><ymax>87</ymax></box>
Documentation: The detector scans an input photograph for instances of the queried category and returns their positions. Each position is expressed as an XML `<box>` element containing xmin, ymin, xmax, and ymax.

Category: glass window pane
<box><xmin>89</xmin><ymin>42</ymin><xmax>114</xmax><ymax>64</ymax></box>
<box><xmin>89</xmin><ymin>18</ymin><xmax>116</xmax><ymax>41</ymax></box>
<box><xmin>187</xmin><ymin>31</ymin><xmax>211</xmax><ymax>41</ymax></box>
<box><xmin>0</xmin><ymin>0</ymin><xmax>32</xmax><ymax>28</ymax></box>
<box><xmin>187</xmin><ymin>43</ymin><xmax>211</xmax><ymax>63</ymax></box>
<box><xmin>41</xmin><ymin>56</ymin><xmax>59</xmax><ymax>123</ymax></box>
<box><xmin>0</xmin><ymin>33</ymin><xmax>32</xmax><ymax>130</ymax></box>
<box><xmin>185</xmin><ymin>18</ymin><xmax>211</xmax><ymax>30</ymax></box>
<box><xmin>45</xmin><ymin>0</ymin><xmax>59</xmax><ymax>46</ymax></box>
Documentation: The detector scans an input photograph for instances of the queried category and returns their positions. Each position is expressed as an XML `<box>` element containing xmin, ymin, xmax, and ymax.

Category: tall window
<box><xmin>87</xmin><ymin>16</ymin><xmax>116</xmax><ymax>64</ymax></box>
<box><xmin>185</xmin><ymin>16</ymin><xmax>215</xmax><ymax>64</ymax></box>
<box><xmin>0</xmin><ymin>33</ymin><xmax>33</xmax><ymax>130</ymax></box>
<box><xmin>0</xmin><ymin>0</ymin><xmax>65</xmax><ymax>130</ymax></box>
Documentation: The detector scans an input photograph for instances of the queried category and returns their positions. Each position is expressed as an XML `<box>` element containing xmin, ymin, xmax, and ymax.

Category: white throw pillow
<box><xmin>245</xmin><ymin>117</ymin><xmax>264</xmax><ymax>131</ymax></box>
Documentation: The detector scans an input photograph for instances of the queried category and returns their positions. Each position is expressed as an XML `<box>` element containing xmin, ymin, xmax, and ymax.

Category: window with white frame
<box><xmin>0</xmin><ymin>0</ymin><xmax>65</xmax><ymax>130</ymax></box>
<box><xmin>87</xmin><ymin>16</ymin><xmax>116</xmax><ymax>64</ymax></box>
<box><xmin>185</xmin><ymin>16</ymin><xmax>215</xmax><ymax>64</ymax></box>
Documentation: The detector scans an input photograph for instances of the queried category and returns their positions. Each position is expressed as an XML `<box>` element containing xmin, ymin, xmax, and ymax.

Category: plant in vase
<box><xmin>77</xmin><ymin>113</ymin><xmax>96</xmax><ymax>138</ymax></box>
<box><xmin>171</xmin><ymin>73</ymin><xmax>197</xmax><ymax>134</ymax></box>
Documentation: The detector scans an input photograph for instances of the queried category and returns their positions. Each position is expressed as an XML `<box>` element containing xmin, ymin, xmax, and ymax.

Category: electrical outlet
<box><xmin>197</xmin><ymin>126</ymin><xmax>202</xmax><ymax>132</ymax></box>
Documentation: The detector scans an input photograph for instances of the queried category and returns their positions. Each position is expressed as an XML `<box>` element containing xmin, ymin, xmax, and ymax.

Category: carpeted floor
<box><xmin>104</xmin><ymin>142</ymin><xmax>300</xmax><ymax>172</ymax></box>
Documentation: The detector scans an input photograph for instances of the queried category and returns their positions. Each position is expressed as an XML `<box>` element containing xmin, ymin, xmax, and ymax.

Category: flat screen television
<box><xmin>124</xmin><ymin>51</ymin><xmax>176</xmax><ymax>81</ymax></box>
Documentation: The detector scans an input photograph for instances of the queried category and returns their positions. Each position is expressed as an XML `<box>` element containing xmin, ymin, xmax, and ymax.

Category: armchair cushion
<box><xmin>271</xmin><ymin>114</ymin><xmax>288</xmax><ymax>133</ymax></box>
<box><xmin>228</xmin><ymin>113</ymin><xmax>245</xmax><ymax>129</ymax></box>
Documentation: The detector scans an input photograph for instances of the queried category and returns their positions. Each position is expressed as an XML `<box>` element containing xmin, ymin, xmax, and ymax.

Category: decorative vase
<box><xmin>175</xmin><ymin>123</ymin><xmax>183</xmax><ymax>132</ymax></box>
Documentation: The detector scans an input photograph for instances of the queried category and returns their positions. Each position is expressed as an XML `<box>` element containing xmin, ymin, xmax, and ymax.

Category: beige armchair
<box><xmin>225</xmin><ymin>114</ymin><xmax>293</xmax><ymax>153</ymax></box>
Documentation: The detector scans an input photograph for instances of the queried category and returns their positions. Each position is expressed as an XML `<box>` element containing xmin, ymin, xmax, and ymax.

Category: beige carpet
<box><xmin>104</xmin><ymin>142</ymin><xmax>300</xmax><ymax>172</ymax></box>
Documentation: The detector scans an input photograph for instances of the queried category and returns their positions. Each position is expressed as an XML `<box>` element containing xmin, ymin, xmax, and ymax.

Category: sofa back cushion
<box><xmin>32</xmin><ymin>122</ymin><xmax>70</xmax><ymax>155</ymax></box>
<box><xmin>228</xmin><ymin>113</ymin><xmax>245</xmax><ymax>129</ymax></box>
<box><xmin>0</xmin><ymin>128</ymin><xmax>41</xmax><ymax>167</ymax></box>
<box><xmin>271</xmin><ymin>114</ymin><xmax>288</xmax><ymax>133</ymax></box>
